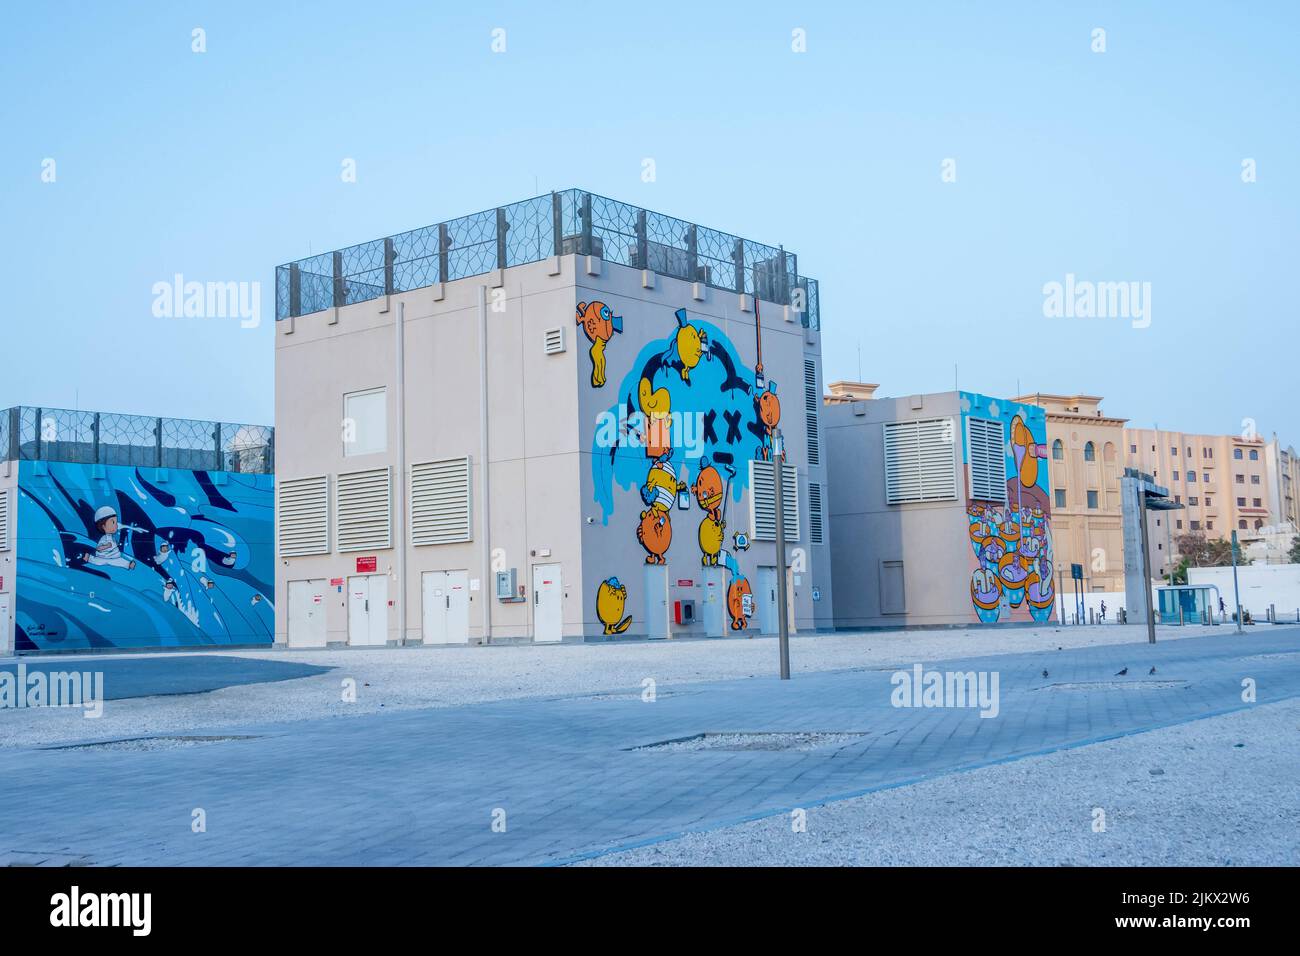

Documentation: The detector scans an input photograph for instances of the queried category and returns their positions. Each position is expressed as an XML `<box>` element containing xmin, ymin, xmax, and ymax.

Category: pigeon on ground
<box><xmin>1149</xmin><ymin>666</ymin><xmax>1157</xmax><ymax>675</ymax></box>
<box><xmin>1042</xmin><ymin>669</ymin><xmax>1049</xmax><ymax>678</ymax></box>
<box><xmin>1115</xmin><ymin>667</ymin><xmax>1128</xmax><ymax>676</ymax></box>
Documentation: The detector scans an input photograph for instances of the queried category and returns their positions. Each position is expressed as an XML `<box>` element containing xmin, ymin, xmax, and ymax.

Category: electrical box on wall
<box><xmin>495</xmin><ymin>569</ymin><xmax>522</xmax><ymax>601</ymax></box>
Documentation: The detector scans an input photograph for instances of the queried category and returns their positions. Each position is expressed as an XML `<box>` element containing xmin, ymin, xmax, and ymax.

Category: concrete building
<box><xmin>1014</xmin><ymin>393</ymin><xmax>1127</xmax><ymax>593</ymax></box>
<box><xmin>273</xmin><ymin>189</ymin><xmax>830</xmax><ymax>647</ymax></box>
<box><xmin>0</xmin><ymin>405</ymin><xmax>274</xmax><ymax>654</ymax></box>
<box><xmin>824</xmin><ymin>384</ymin><xmax>1056</xmax><ymax>628</ymax></box>
<box><xmin>1123</xmin><ymin>426</ymin><xmax>1272</xmax><ymax>575</ymax></box>
<box><xmin>1263</xmin><ymin>438</ymin><xmax>1300</xmax><ymax>530</ymax></box>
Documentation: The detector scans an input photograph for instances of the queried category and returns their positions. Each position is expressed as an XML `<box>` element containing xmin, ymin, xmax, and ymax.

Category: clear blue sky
<box><xmin>3</xmin><ymin>2</ymin><xmax>1296</xmax><ymax>439</ymax></box>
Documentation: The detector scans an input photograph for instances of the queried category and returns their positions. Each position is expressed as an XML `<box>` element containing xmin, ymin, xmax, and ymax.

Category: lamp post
<box><xmin>1231</xmin><ymin>530</ymin><xmax>1243</xmax><ymax>633</ymax></box>
<box><xmin>773</xmin><ymin>430</ymin><xmax>790</xmax><ymax>680</ymax></box>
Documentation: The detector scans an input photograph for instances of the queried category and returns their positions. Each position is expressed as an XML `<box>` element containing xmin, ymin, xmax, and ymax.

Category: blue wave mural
<box><xmin>15</xmin><ymin>461</ymin><xmax>274</xmax><ymax>651</ymax></box>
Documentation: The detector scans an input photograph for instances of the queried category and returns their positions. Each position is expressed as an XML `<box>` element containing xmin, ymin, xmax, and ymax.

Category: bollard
<box><xmin>1089</xmin><ymin>608</ymin><xmax>1095</xmax><ymax>625</ymax></box>
<box><xmin>1178</xmin><ymin>605</ymin><xmax>1184</xmax><ymax>626</ymax></box>
<box><xmin>1269</xmin><ymin>604</ymin><xmax>1275</xmax><ymax>623</ymax></box>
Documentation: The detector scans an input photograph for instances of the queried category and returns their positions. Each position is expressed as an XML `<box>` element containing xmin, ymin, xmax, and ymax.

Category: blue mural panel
<box><xmin>15</xmin><ymin>461</ymin><xmax>274</xmax><ymax>651</ymax></box>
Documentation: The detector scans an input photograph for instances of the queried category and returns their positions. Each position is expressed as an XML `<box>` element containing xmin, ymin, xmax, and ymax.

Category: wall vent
<box><xmin>336</xmin><ymin>467</ymin><xmax>391</xmax><ymax>553</ymax></box>
<box><xmin>410</xmin><ymin>457</ymin><xmax>472</xmax><ymax>545</ymax></box>
<box><xmin>277</xmin><ymin>475</ymin><xmax>329</xmax><ymax>557</ymax></box>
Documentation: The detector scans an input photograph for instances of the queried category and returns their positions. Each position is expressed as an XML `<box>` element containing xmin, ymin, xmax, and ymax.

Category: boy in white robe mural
<box><xmin>82</xmin><ymin>505</ymin><xmax>137</xmax><ymax>570</ymax></box>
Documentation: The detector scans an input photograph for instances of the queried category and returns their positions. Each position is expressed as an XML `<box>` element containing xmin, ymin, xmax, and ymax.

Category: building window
<box><xmin>1202</xmin><ymin>472</ymin><xmax>1210</xmax><ymax>483</ymax></box>
<box><xmin>1249</xmin><ymin>449</ymin><xmax>1259</xmax><ymax>461</ymax></box>
<box><xmin>1204</xmin><ymin>447</ymin><xmax>1213</xmax><ymax>458</ymax></box>
<box><xmin>883</xmin><ymin>419</ymin><xmax>958</xmax><ymax>504</ymax></box>
<box><xmin>1173</xmin><ymin>470</ymin><xmax>1180</xmax><ymax>481</ymax></box>
<box><xmin>1207</xmin><ymin>521</ymin><xmax>1214</xmax><ymax>531</ymax></box>
<box><xmin>1052</xmin><ymin>439</ymin><xmax>1064</xmax><ymax>460</ymax></box>
<box><xmin>1130</xmin><ymin>444</ymin><xmax>1137</xmax><ymax>454</ymax></box>
<box><xmin>1187</xmin><ymin>471</ymin><xmax>1196</xmax><ymax>482</ymax></box>
<box><xmin>1255</xmin><ymin>519</ymin><xmax>1263</xmax><ymax>529</ymax></box>
<box><xmin>343</xmin><ymin>388</ymin><xmax>387</xmax><ymax>457</ymax></box>
<box><xmin>1234</xmin><ymin>448</ymin><xmax>1243</xmax><ymax>459</ymax></box>
<box><xmin>1055</xmin><ymin>488</ymin><xmax>1066</xmax><ymax>508</ymax></box>
<box><xmin>1186</xmin><ymin>446</ymin><xmax>1192</xmax><ymax>457</ymax></box>
<box><xmin>1170</xmin><ymin>446</ymin><xmax>1178</xmax><ymax>457</ymax></box>
<box><xmin>1174</xmin><ymin>494</ymin><xmax>1182</xmax><ymax>504</ymax></box>
<box><xmin>1253</xmin><ymin>497</ymin><xmax>1262</xmax><ymax>508</ymax></box>
<box><xmin>1238</xmin><ymin>519</ymin><xmax>1247</xmax><ymax>529</ymax></box>
<box><xmin>1235</xmin><ymin>474</ymin><xmax>1244</xmax><ymax>484</ymax></box>
<box><xmin>1237</xmin><ymin>497</ymin><xmax>1246</xmax><ymax>506</ymax></box>
<box><xmin>1189</xmin><ymin>496</ymin><xmax>1198</xmax><ymax>506</ymax></box>
<box><xmin>1190</xmin><ymin>520</ymin><xmax>1201</xmax><ymax>531</ymax></box>
<box><xmin>1251</xmin><ymin>475</ymin><xmax>1260</xmax><ymax>485</ymax></box>
<box><xmin>1087</xmin><ymin>490</ymin><xmax>1098</xmax><ymax>509</ymax></box>
<box><xmin>966</xmin><ymin>418</ymin><xmax>1007</xmax><ymax>502</ymax></box>
<box><xmin>1084</xmin><ymin>441</ymin><xmax>1096</xmax><ymax>462</ymax></box>
<box><xmin>1205</xmin><ymin>496</ymin><xmax>1212</xmax><ymax>506</ymax></box>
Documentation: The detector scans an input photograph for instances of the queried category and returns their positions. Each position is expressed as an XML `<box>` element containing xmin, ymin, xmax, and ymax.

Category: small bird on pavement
<box><xmin>1149</xmin><ymin>666</ymin><xmax>1157</xmax><ymax>675</ymax></box>
<box><xmin>1115</xmin><ymin>667</ymin><xmax>1128</xmax><ymax>676</ymax></box>
<box><xmin>1042</xmin><ymin>669</ymin><xmax>1049</xmax><ymax>678</ymax></box>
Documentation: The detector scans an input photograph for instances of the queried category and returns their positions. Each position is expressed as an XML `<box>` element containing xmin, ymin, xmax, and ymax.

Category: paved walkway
<box><xmin>1</xmin><ymin>629</ymin><xmax>1296</xmax><ymax>865</ymax></box>
<box><xmin>0</xmin><ymin>656</ymin><xmax>331</xmax><ymax>701</ymax></box>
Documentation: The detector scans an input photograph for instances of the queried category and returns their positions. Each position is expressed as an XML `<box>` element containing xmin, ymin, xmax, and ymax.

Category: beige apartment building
<box><xmin>1014</xmin><ymin>394</ymin><xmax>1127</xmax><ymax>593</ymax></box>
<box><xmin>1264</xmin><ymin>438</ymin><xmax>1300</xmax><ymax>530</ymax></box>
<box><xmin>1124</xmin><ymin>427</ymin><xmax>1272</xmax><ymax>563</ymax></box>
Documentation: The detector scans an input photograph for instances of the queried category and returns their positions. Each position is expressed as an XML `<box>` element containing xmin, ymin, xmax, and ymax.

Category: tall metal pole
<box><xmin>1137</xmin><ymin>490</ymin><xmax>1156</xmax><ymax>643</ymax></box>
<box><xmin>773</xmin><ymin>431</ymin><xmax>790</xmax><ymax>680</ymax></box>
<box><xmin>395</xmin><ymin>301</ymin><xmax>408</xmax><ymax>644</ymax></box>
<box><xmin>1231</xmin><ymin>530</ymin><xmax>1243</xmax><ymax>633</ymax></box>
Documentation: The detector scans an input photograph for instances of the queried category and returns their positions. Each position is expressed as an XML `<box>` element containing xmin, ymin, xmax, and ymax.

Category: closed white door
<box><xmin>0</xmin><ymin>594</ymin><xmax>11</xmax><ymax>656</ymax></box>
<box><xmin>758</xmin><ymin>567</ymin><xmax>778</xmax><ymax>635</ymax></box>
<box><xmin>532</xmin><ymin>564</ymin><xmax>562</xmax><ymax>643</ymax></box>
<box><xmin>703</xmin><ymin>568</ymin><xmax>725</xmax><ymax>637</ymax></box>
<box><xmin>348</xmin><ymin>574</ymin><xmax>389</xmax><ymax>647</ymax></box>
<box><xmin>287</xmin><ymin>579</ymin><xmax>327</xmax><ymax>648</ymax></box>
<box><xmin>422</xmin><ymin>570</ymin><xmax>470</xmax><ymax>645</ymax></box>
<box><xmin>643</xmin><ymin>565</ymin><xmax>669</xmax><ymax>639</ymax></box>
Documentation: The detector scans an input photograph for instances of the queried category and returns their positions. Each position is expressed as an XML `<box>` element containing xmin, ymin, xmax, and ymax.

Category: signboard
<box><xmin>677</xmin><ymin>579</ymin><xmax>694</xmax><ymax>587</ymax></box>
<box><xmin>1071</xmin><ymin>563</ymin><xmax>1084</xmax><ymax>581</ymax></box>
<box><xmin>329</xmin><ymin>578</ymin><xmax>344</xmax><ymax>587</ymax></box>
<box><xmin>356</xmin><ymin>556</ymin><xmax>377</xmax><ymax>574</ymax></box>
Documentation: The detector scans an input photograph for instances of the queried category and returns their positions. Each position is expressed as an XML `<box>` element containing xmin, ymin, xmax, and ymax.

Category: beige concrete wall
<box><xmin>274</xmin><ymin>257</ymin><xmax>585</xmax><ymax>646</ymax></box>
<box><xmin>824</xmin><ymin>393</ymin><xmax>970</xmax><ymax>628</ymax></box>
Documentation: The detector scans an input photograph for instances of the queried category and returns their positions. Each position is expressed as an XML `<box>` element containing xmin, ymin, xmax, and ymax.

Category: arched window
<box><xmin>1052</xmin><ymin>439</ymin><xmax>1064</xmax><ymax>460</ymax></box>
<box><xmin>1083</xmin><ymin>441</ymin><xmax>1096</xmax><ymax>462</ymax></box>
<box><xmin>1238</xmin><ymin>519</ymin><xmax>1247</xmax><ymax>529</ymax></box>
<box><xmin>1103</xmin><ymin>442</ymin><xmax>1117</xmax><ymax>463</ymax></box>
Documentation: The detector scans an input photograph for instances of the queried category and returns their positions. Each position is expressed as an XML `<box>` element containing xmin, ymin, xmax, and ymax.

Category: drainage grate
<box><xmin>45</xmin><ymin>734</ymin><xmax>262</xmax><ymax>753</ymax></box>
<box><xmin>632</xmin><ymin>731</ymin><xmax>868</xmax><ymax>753</ymax></box>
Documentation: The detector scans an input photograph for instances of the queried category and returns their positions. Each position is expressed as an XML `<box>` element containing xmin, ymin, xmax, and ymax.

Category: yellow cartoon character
<box><xmin>698</xmin><ymin>514</ymin><xmax>725</xmax><ymax>566</ymax></box>
<box><xmin>1009</xmin><ymin>414</ymin><xmax>1046</xmax><ymax>489</ymax></box>
<box><xmin>596</xmin><ymin>577</ymin><xmax>632</xmax><ymax>635</ymax></box>
<box><xmin>666</xmin><ymin>308</ymin><xmax>708</xmax><ymax>382</ymax></box>
<box><xmin>576</xmin><ymin>300</ymin><xmax>623</xmax><ymax>388</ymax></box>
<box><xmin>640</xmin><ymin>453</ymin><xmax>685</xmax><ymax>513</ymax></box>
<box><xmin>636</xmin><ymin>376</ymin><xmax>673</xmax><ymax>457</ymax></box>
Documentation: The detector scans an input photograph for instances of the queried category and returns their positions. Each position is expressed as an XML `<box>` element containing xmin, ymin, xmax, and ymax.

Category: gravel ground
<box><xmin>0</xmin><ymin>623</ymin><xmax>1220</xmax><ymax>749</ymax></box>
<box><xmin>576</xmin><ymin>698</ymin><xmax>1300</xmax><ymax>867</ymax></box>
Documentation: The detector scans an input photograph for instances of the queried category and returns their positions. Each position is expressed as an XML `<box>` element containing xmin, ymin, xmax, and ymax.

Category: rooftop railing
<box><xmin>1</xmin><ymin>406</ymin><xmax>274</xmax><ymax>475</ymax></box>
<box><xmin>275</xmin><ymin>188</ymin><xmax>821</xmax><ymax>330</ymax></box>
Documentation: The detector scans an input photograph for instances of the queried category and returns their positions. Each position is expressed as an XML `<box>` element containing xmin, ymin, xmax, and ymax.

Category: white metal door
<box><xmin>445</xmin><ymin>570</ymin><xmax>470</xmax><ymax>644</ymax></box>
<box><xmin>287</xmin><ymin>579</ymin><xmax>327</xmax><ymax>648</ymax></box>
<box><xmin>422</xmin><ymin>570</ymin><xmax>470</xmax><ymax>645</ymax></box>
<box><xmin>758</xmin><ymin>567</ymin><xmax>778</xmax><ymax>635</ymax></box>
<box><xmin>532</xmin><ymin>564</ymin><xmax>562</xmax><ymax>643</ymax></box>
<box><xmin>0</xmin><ymin>594</ymin><xmax>11</xmax><ymax>656</ymax></box>
<box><xmin>643</xmin><ymin>564</ymin><xmax>669</xmax><ymax>639</ymax></box>
<box><xmin>703</xmin><ymin>568</ymin><xmax>725</xmax><ymax>637</ymax></box>
<box><xmin>348</xmin><ymin>574</ymin><xmax>388</xmax><ymax>646</ymax></box>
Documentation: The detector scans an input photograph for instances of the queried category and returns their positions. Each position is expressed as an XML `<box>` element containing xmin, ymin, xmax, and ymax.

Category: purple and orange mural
<box><xmin>962</xmin><ymin>393</ymin><xmax>1056</xmax><ymax>624</ymax></box>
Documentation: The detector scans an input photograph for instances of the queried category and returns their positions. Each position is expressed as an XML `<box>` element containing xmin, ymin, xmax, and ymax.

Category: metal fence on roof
<box><xmin>275</xmin><ymin>188</ymin><xmax>821</xmax><ymax>330</ymax></box>
<box><xmin>1</xmin><ymin>406</ymin><xmax>274</xmax><ymax>474</ymax></box>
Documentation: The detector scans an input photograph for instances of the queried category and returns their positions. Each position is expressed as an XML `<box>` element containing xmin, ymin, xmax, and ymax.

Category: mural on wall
<box><xmin>14</xmin><ymin>461</ymin><xmax>274</xmax><ymax>651</ymax></box>
<box><xmin>576</xmin><ymin>300</ymin><xmax>623</xmax><ymax>388</ymax></box>
<box><xmin>589</xmin><ymin>303</ymin><xmax>772</xmax><ymax>634</ymax></box>
<box><xmin>961</xmin><ymin>394</ymin><xmax>1056</xmax><ymax>625</ymax></box>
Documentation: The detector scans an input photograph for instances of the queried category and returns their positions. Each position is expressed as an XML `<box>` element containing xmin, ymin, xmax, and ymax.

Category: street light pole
<box><xmin>1231</xmin><ymin>530</ymin><xmax>1243</xmax><ymax>633</ymax></box>
<box><xmin>773</xmin><ymin>430</ymin><xmax>790</xmax><ymax>680</ymax></box>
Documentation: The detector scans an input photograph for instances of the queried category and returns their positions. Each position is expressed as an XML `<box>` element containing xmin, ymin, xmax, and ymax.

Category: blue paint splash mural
<box><xmin>588</xmin><ymin>306</ymin><xmax>780</xmax><ymax>633</ymax></box>
<box><xmin>14</xmin><ymin>461</ymin><xmax>274</xmax><ymax>651</ymax></box>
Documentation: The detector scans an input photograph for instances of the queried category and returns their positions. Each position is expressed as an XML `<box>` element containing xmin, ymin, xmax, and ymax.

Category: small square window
<box><xmin>1054</xmin><ymin>488</ymin><xmax>1066</xmax><ymax>508</ymax></box>
<box><xmin>1251</xmin><ymin>475</ymin><xmax>1260</xmax><ymax>485</ymax></box>
<box><xmin>343</xmin><ymin>387</ymin><xmax>387</xmax><ymax>457</ymax></box>
<box><xmin>1189</xmin><ymin>496</ymin><xmax>1198</xmax><ymax>506</ymax></box>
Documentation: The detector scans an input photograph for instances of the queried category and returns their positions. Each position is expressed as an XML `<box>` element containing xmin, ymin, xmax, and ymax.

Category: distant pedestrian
<box><xmin>1099</xmin><ymin>600</ymin><xmax>1107</xmax><ymax>622</ymax></box>
<box><xmin>1219</xmin><ymin>596</ymin><xmax>1226</xmax><ymax>616</ymax></box>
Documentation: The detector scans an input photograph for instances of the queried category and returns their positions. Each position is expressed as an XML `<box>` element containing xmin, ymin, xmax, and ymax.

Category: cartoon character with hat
<box><xmin>82</xmin><ymin>505</ymin><xmax>136</xmax><ymax>570</ymax></box>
